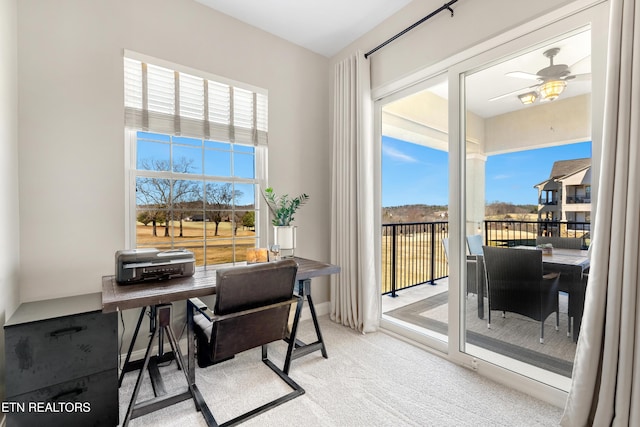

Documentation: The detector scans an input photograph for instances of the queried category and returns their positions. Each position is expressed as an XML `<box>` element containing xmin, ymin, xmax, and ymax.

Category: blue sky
<box><xmin>382</xmin><ymin>136</ymin><xmax>592</xmax><ymax>206</ymax></box>
<box><xmin>136</xmin><ymin>131</ymin><xmax>256</xmax><ymax>206</ymax></box>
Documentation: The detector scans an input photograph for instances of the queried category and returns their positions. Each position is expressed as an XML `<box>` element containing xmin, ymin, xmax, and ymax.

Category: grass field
<box><xmin>136</xmin><ymin>220</ymin><xmax>256</xmax><ymax>265</ymax></box>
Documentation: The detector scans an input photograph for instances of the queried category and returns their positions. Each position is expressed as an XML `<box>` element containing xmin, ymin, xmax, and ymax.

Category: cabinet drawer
<box><xmin>5</xmin><ymin>368</ymin><xmax>118</xmax><ymax>427</ymax></box>
<box><xmin>5</xmin><ymin>311</ymin><xmax>117</xmax><ymax>396</ymax></box>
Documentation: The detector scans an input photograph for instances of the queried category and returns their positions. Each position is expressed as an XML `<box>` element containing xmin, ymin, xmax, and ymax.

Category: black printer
<box><xmin>115</xmin><ymin>248</ymin><xmax>196</xmax><ymax>284</ymax></box>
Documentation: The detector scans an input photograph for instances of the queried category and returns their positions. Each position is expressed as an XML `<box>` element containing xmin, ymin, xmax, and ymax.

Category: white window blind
<box><xmin>124</xmin><ymin>56</ymin><xmax>268</xmax><ymax>145</ymax></box>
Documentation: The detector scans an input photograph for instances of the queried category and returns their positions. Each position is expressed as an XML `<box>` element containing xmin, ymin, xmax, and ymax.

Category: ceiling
<box><xmin>194</xmin><ymin>1</ymin><xmax>591</xmax><ymax>119</ymax></box>
<box><xmin>194</xmin><ymin>0</ymin><xmax>412</xmax><ymax>57</ymax></box>
<box><xmin>464</xmin><ymin>29</ymin><xmax>591</xmax><ymax>118</ymax></box>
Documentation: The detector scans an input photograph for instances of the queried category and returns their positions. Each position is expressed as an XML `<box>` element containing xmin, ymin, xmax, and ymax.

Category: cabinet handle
<box><xmin>49</xmin><ymin>326</ymin><xmax>86</xmax><ymax>337</ymax></box>
<box><xmin>51</xmin><ymin>387</ymin><xmax>86</xmax><ymax>401</ymax></box>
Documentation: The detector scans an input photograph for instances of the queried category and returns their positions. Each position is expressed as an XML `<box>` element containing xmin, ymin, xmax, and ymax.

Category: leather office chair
<box><xmin>482</xmin><ymin>246</ymin><xmax>560</xmax><ymax>344</ymax></box>
<box><xmin>187</xmin><ymin>259</ymin><xmax>304</xmax><ymax>426</ymax></box>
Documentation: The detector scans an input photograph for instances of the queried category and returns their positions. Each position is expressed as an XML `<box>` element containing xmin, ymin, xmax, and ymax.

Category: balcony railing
<box><xmin>382</xmin><ymin>221</ymin><xmax>449</xmax><ymax>297</ymax></box>
<box><xmin>566</xmin><ymin>196</ymin><xmax>591</xmax><ymax>204</ymax></box>
<box><xmin>382</xmin><ymin>220</ymin><xmax>590</xmax><ymax>296</ymax></box>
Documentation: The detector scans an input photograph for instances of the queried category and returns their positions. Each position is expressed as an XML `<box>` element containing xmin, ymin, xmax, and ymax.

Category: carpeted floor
<box><xmin>385</xmin><ymin>291</ymin><xmax>576</xmax><ymax>377</ymax></box>
<box><xmin>120</xmin><ymin>316</ymin><xmax>564</xmax><ymax>426</ymax></box>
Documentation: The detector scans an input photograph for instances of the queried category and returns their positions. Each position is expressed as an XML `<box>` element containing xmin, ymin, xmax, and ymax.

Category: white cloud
<box><xmin>492</xmin><ymin>174</ymin><xmax>510</xmax><ymax>180</ymax></box>
<box><xmin>383</xmin><ymin>146</ymin><xmax>418</xmax><ymax>163</ymax></box>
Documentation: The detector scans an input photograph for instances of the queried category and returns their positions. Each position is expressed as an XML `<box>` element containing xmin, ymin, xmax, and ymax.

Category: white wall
<box><xmin>17</xmin><ymin>0</ymin><xmax>331</xmax><ymax>304</ymax></box>
<box><xmin>331</xmin><ymin>0</ymin><xmax>579</xmax><ymax>89</ymax></box>
<box><xmin>0</xmin><ymin>0</ymin><xmax>20</xmax><ymax>404</ymax></box>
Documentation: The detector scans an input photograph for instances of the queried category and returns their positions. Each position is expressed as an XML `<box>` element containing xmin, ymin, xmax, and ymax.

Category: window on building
<box><xmin>124</xmin><ymin>52</ymin><xmax>268</xmax><ymax>267</ymax></box>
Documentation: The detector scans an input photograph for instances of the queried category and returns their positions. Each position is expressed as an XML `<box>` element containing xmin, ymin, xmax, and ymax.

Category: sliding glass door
<box><xmin>461</xmin><ymin>28</ymin><xmax>592</xmax><ymax>387</ymax></box>
<box><xmin>379</xmin><ymin>75</ymin><xmax>450</xmax><ymax>348</ymax></box>
<box><xmin>377</xmin><ymin>10</ymin><xmax>603</xmax><ymax>392</ymax></box>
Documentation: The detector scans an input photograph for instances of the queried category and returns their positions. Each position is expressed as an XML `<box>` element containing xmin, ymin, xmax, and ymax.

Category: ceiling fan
<box><xmin>489</xmin><ymin>47</ymin><xmax>591</xmax><ymax>105</ymax></box>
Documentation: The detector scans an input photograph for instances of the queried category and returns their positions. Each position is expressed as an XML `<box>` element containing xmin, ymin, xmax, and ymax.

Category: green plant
<box><xmin>263</xmin><ymin>187</ymin><xmax>310</xmax><ymax>226</ymax></box>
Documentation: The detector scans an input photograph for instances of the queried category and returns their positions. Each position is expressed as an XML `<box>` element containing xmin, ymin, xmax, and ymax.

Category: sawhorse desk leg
<box><xmin>120</xmin><ymin>304</ymin><xmax>202</xmax><ymax>427</ymax></box>
<box><xmin>283</xmin><ymin>278</ymin><xmax>328</xmax><ymax>374</ymax></box>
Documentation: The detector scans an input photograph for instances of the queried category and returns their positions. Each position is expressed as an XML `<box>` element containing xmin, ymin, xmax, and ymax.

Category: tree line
<box><xmin>136</xmin><ymin>158</ymin><xmax>255</xmax><ymax>237</ymax></box>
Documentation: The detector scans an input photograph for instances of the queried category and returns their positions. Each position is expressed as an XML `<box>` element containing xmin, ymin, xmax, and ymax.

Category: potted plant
<box><xmin>263</xmin><ymin>187</ymin><xmax>309</xmax><ymax>257</ymax></box>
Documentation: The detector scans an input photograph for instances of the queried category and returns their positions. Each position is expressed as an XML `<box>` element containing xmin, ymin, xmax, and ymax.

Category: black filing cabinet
<box><xmin>4</xmin><ymin>293</ymin><xmax>118</xmax><ymax>426</ymax></box>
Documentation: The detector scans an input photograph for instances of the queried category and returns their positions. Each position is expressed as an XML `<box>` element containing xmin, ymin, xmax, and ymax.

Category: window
<box><xmin>124</xmin><ymin>52</ymin><xmax>268</xmax><ymax>267</ymax></box>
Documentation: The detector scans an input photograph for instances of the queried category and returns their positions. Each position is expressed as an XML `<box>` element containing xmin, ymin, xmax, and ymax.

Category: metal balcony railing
<box><xmin>566</xmin><ymin>196</ymin><xmax>591</xmax><ymax>204</ymax></box>
<box><xmin>381</xmin><ymin>220</ymin><xmax>590</xmax><ymax>296</ymax></box>
<box><xmin>381</xmin><ymin>221</ymin><xmax>449</xmax><ymax>297</ymax></box>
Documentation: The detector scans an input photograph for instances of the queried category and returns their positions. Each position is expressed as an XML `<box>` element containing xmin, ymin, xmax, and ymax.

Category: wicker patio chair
<box><xmin>442</xmin><ymin>238</ymin><xmax>485</xmax><ymax>297</ymax></box>
<box><xmin>482</xmin><ymin>246</ymin><xmax>560</xmax><ymax>344</ymax></box>
<box><xmin>466</xmin><ymin>234</ymin><xmax>484</xmax><ymax>256</ymax></box>
<box><xmin>536</xmin><ymin>235</ymin><xmax>586</xmax><ymax>336</ymax></box>
<box><xmin>535</xmin><ymin>236</ymin><xmax>583</xmax><ymax>249</ymax></box>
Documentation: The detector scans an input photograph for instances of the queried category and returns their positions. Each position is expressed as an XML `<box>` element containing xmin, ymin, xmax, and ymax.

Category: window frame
<box><xmin>123</xmin><ymin>52</ymin><xmax>270</xmax><ymax>267</ymax></box>
<box><xmin>125</xmin><ymin>130</ymin><xmax>268</xmax><ymax>268</ymax></box>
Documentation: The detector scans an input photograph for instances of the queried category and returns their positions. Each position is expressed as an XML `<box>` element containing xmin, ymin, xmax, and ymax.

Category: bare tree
<box><xmin>204</xmin><ymin>183</ymin><xmax>243</xmax><ymax>236</ymax></box>
<box><xmin>136</xmin><ymin>158</ymin><xmax>198</xmax><ymax>237</ymax></box>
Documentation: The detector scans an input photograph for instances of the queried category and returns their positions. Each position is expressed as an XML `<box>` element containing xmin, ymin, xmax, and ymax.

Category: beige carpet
<box><xmin>119</xmin><ymin>316</ymin><xmax>564</xmax><ymax>426</ymax></box>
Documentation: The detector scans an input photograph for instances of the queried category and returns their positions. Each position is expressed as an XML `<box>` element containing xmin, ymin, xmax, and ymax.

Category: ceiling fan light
<box><xmin>540</xmin><ymin>80</ymin><xmax>567</xmax><ymax>101</ymax></box>
<box><xmin>518</xmin><ymin>92</ymin><xmax>537</xmax><ymax>105</ymax></box>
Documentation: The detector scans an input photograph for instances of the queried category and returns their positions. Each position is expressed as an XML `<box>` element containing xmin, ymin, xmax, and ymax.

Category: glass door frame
<box><xmin>376</xmin><ymin>73</ymin><xmax>450</xmax><ymax>355</ymax></box>
<box><xmin>375</xmin><ymin>2</ymin><xmax>608</xmax><ymax>406</ymax></box>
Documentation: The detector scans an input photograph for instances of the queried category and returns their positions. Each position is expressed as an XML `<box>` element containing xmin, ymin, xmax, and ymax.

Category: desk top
<box><xmin>512</xmin><ymin>246</ymin><xmax>590</xmax><ymax>269</ymax></box>
<box><xmin>102</xmin><ymin>257</ymin><xmax>340</xmax><ymax>313</ymax></box>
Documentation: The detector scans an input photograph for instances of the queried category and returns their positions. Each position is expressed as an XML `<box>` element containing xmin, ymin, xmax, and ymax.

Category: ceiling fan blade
<box><xmin>569</xmin><ymin>72</ymin><xmax>592</xmax><ymax>82</ymax></box>
<box><xmin>488</xmin><ymin>85</ymin><xmax>538</xmax><ymax>102</ymax></box>
<box><xmin>506</xmin><ymin>71</ymin><xmax>541</xmax><ymax>81</ymax></box>
<box><xmin>570</xmin><ymin>55</ymin><xmax>591</xmax><ymax>74</ymax></box>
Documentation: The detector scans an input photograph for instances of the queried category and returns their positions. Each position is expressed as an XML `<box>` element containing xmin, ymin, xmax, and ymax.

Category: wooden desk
<box><xmin>102</xmin><ymin>257</ymin><xmax>340</xmax><ymax>312</ymax></box>
<box><xmin>102</xmin><ymin>257</ymin><xmax>340</xmax><ymax>426</ymax></box>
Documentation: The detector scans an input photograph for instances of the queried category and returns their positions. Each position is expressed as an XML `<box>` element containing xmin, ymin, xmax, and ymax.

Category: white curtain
<box><xmin>561</xmin><ymin>0</ymin><xmax>640</xmax><ymax>425</ymax></box>
<box><xmin>330</xmin><ymin>51</ymin><xmax>379</xmax><ymax>333</ymax></box>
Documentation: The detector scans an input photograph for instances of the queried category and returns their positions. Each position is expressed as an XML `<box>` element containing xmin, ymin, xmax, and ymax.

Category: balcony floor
<box><xmin>382</xmin><ymin>280</ymin><xmax>577</xmax><ymax>378</ymax></box>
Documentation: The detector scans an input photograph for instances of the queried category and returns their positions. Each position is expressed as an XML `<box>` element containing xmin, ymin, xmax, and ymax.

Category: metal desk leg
<box><xmin>283</xmin><ymin>278</ymin><xmax>328</xmax><ymax>374</ymax></box>
<box><xmin>186</xmin><ymin>300</ymin><xmax>217</xmax><ymax>426</ymax></box>
<box><xmin>122</xmin><ymin>304</ymin><xmax>199</xmax><ymax>427</ymax></box>
<box><xmin>119</xmin><ymin>307</ymin><xmax>146</xmax><ymax>388</ymax></box>
<box><xmin>119</xmin><ymin>306</ymin><xmax>176</xmax><ymax>387</ymax></box>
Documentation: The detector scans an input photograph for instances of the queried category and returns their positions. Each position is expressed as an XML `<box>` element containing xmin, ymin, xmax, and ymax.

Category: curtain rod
<box><xmin>364</xmin><ymin>0</ymin><xmax>460</xmax><ymax>59</ymax></box>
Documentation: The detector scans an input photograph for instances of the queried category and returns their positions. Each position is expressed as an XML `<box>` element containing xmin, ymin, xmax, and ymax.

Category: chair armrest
<box><xmin>543</xmin><ymin>272</ymin><xmax>560</xmax><ymax>280</ymax></box>
<box><xmin>188</xmin><ymin>297</ymin><xmax>214</xmax><ymax>321</ymax></box>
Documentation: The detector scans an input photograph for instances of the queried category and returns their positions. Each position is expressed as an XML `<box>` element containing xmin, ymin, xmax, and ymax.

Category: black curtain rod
<box><xmin>364</xmin><ymin>0</ymin><xmax>459</xmax><ymax>59</ymax></box>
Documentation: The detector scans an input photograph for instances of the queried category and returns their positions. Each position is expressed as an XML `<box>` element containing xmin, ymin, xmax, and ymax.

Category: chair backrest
<box><xmin>442</xmin><ymin>237</ymin><xmax>449</xmax><ymax>260</ymax></box>
<box><xmin>482</xmin><ymin>246</ymin><xmax>543</xmax><ymax>290</ymax></box>
<box><xmin>466</xmin><ymin>235</ymin><xmax>484</xmax><ymax>256</ymax></box>
<box><xmin>206</xmin><ymin>259</ymin><xmax>298</xmax><ymax>363</ymax></box>
<box><xmin>535</xmin><ymin>236</ymin><xmax>582</xmax><ymax>249</ymax></box>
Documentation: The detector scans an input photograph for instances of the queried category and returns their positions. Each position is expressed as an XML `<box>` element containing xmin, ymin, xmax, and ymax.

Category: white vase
<box><xmin>273</xmin><ymin>225</ymin><xmax>296</xmax><ymax>258</ymax></box>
